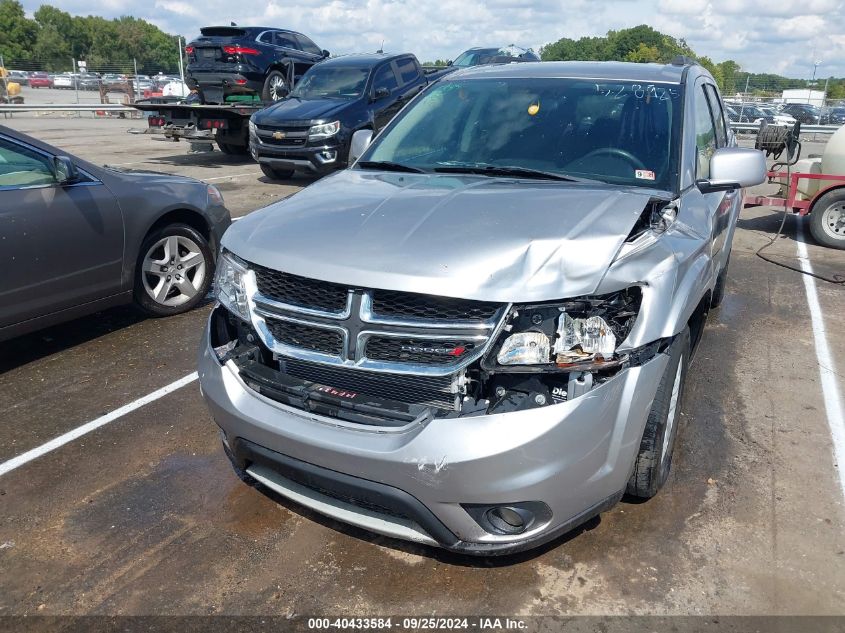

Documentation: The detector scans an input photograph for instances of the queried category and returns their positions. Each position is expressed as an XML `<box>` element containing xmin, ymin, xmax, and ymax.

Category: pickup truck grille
<box><xmin>245</xmin><ymin>263</ymin><xmax>509</xmax><ymax>411</ymax></box>
<box><xmin>255</xmin><ymin>124</ymin><xmax>310</xmax><ymax>148</ymax></box>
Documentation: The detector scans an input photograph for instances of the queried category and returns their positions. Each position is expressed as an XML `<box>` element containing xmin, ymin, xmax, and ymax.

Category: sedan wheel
<box><xmin>134</xmin><ymin>224</ymin><xmax>213</xmax><ymax>316</ymax></box>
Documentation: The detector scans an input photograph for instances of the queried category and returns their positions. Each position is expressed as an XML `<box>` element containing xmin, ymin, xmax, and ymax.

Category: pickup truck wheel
<box><xmin>810</xmin><ymin>190</ymin><xmax>845</xmax><ymax>250</ymax></box>
<box><xmin>262</xmin><ymin>70</ymin><xmax>289</xmax><ymax>102</ymax></box>
<box><xmin>710</xmin><ymin>255</ymin><xmax>730</xmax><ymax>308</ymax></box>
<box><xmin>134</xmin><ymin>223</ymin><xmax>213</xmax><ymax>317</ymax></box>
<box><xmin>260</xmin><ymin>163</ymin><xmax>295</xmax><ymax>180</ymax></box>
<box><xmin>626</xmin><ymin>327</ymin><xmax>690</xmax><ymax>499</ymax></box>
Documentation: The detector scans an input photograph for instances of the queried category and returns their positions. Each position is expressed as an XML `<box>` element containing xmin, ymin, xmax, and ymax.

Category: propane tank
<box><xmin>822</xmin><ymin>124</ymin><xmax>845</xmax><ymax>183</ymax></box>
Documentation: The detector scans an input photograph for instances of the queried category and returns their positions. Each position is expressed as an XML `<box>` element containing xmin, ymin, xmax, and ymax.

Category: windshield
<box><xmin>290</xmin><ymin>66</ymin><xmax>370</xmax><ymax>99</ymax></box>
<box><xmin>360</xmin><ymin>77</ymin><xmax>683</xmax><ymax>190</ymax></box>
<box><xmin>452</xmin><ymin>49</ymin><xmax>499</xmax><ymax>67</ymax></box>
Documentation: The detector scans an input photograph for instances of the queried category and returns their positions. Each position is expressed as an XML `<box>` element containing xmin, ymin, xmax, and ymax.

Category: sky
<box><xmin>19</xmin><ymin>0</ymin><xmax>845</xmax><ymax>78</ymax></box>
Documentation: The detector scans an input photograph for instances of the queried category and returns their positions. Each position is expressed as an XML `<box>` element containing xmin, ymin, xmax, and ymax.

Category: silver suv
<box><xmin>199</xmin><ymin>60</ymin><xmax>765</xmax><ymax>554</ymax></box>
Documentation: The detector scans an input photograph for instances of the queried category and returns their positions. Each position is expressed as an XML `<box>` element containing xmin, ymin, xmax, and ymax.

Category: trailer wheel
<box><xmin>260</xmin><ymin>164</ymin><xmax>295</xmax><ymax>181</ymax></box>
<box><xmin>810</xmin><ymin>189</ymin><xmax>845</xmax><ymax>250</ymax></box>
<box><xmin>262</xmin><ymin>70</ymin><xmax>289</xmax><ymax>102</ymax></box>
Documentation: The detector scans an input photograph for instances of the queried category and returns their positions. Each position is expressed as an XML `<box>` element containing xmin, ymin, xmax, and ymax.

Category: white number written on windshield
<box><xmin>595</xmin><ymin>83</ymin><xmax>680</xmax><ymax>101</ymax></box>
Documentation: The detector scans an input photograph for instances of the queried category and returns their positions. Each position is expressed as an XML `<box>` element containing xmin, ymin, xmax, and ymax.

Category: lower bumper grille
<box><xmin>265</xmin><ymin>318</ymin><xmax>343</xmax><ymax>356</ymax></box>
<box><xmin>280</xmin><ymin>358</ymin><xmax>460</xmax><ymax>411</ymax></box>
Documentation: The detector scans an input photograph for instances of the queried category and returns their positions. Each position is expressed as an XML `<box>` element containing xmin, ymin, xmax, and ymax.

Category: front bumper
<box><xmin>198</xmin><ymin>323</ymin><xmax>669</xmax><ymax>554</ymax></box>
<box><xmin>250</xmin><ymin>135</ymin><xmax>344</xmax><ymax>174</ymax></box>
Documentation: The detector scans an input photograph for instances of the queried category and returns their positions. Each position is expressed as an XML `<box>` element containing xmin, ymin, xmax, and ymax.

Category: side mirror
<box><xmin>696</xmin><ymin>147</ymin><xmax>766</xmax><ymax>193</ymax></box>
<box><xmin>349</xmin><ymin>129</ymin><xmax>373</xmax><ymax>165</ymax></box>
<box><xmin>322</xmin><ymin>49</ymin><xmax>331</xmax><ymax>58</ymax></box>
<box><xmin>372</xmin><ymin>87</ymin><xmax>390</xmax><ymax>101</ymax></box>
<box><xmin>446</xmin><ymin>60</ymin><xmax>453</xmax><ymax>66</ymax></box>
<box><xmin>53</xmin><ymin>156</ymin><xmax>79</xmax><ymax>185</ymax></box>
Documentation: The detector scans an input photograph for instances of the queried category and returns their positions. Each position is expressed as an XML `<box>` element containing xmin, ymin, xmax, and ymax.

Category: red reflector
<box><xmin>222</xmin><ymin>45</ymin><xmax>259</xmax><ymax>55</ymax></box>
<box><xmin>202</xmin><ymin>120</ymin><xmax>226</xmax><ymax>129</ymax></box>
<box><xmin>235</xmin><ymin>79</ymin><xmax>247</xmax><ymax>85</ymax></box>
<box><xmin>184</xmin><ymin>45</ymin><xmax>194</xmax><ymax>54</ymax></box>
<box><xmin>148</xmin><ymin>117</ymin><xmax>165</xmax><ymax>127</ymax></box>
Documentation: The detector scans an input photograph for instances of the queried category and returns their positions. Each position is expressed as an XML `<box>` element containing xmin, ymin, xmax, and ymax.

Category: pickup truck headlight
<box><xmin>308</xmin><ymin>120</ymin><xmax>341</xmax><ymax>141</ymax></box>
<box><xmin>214</xmin><ymin>251</ymin><xmax>250</xmax><ymax>321</ymax></box>
<box><xmin>248</xmin><ymin>118</ymin><xmax>256</xmax><ymax>137</ymax></box>
<box><xmin>494</xmin><ymin>288</ymin><xmax>641</xmax><ymax>368</ymax></box>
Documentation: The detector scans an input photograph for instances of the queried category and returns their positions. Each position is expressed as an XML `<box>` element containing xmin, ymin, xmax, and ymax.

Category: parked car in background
<box><xmin>185</xmin><ymin>25</ymin><xmax>329</xmax><ymax>104</ymax></box>
<box><xmin>200</xmin><ymin>60</ymin><xmax>766</xmax><ymax>554</ymax></box>
<box><xmin>449</xmin><ymin>45</ymin><xmax>540</xmax><ymax>68</ymax></box>
<box><xmin>780</xmin><ymin>103</ymin><xmax>822</xmax><ymax>124</ymax></box>
<box><xmin>250</xmin><ymin>53</ymin><xmax>445</xmax><ymax>179</ymax></box>
<box><xmin>28</xmin><ymin>72</ymin><xmax>52</xmax><ymax>88</ymax></box>
<box><xmin>52</xmin><ymin>73</ymin><xmax>75</xmax><ymax>89</ymax></box>
<box><xmin>77</xmin><ymin>73</ymin><xmax>102</xmax><ymax>90</ymax></box>
<box><xmin>821</xmin><ymin>106</ymin><xmax>845</xmax><ymax>126</ymax></box>
<box><xmin>7</xmin><ymin>70</ymin><xmax>28</xmax><ymax>86</ymax></box>
<box><xmin>756</xmin><ymin>104</ymin><xmax>796</xmax><ymax>126</ymax></box>
<box><xmin>102</xmin><ymin>73</ymin><xmax>128</xmax><ymax>89</ymax></box>
<box><xmin>0</xmin><ymin>126</ymin><xmax>231</xmax><ymax>342</ymax></box>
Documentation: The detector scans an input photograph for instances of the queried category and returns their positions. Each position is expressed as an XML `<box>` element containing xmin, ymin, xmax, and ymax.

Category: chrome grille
<box><xmin>246</xmin><ymin>264</ymin><xmax>509</xmax><ymax>384</ymax></box>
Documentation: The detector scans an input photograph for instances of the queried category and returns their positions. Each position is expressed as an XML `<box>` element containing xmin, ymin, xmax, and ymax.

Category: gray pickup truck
<box><xmin>199</xmin><ymin>59</ymin><xmax>765</xmax><ymax>555</ymax></box>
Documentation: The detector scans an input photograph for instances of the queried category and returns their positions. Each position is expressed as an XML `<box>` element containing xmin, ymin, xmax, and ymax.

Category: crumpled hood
<box><xmin>254</xmin><ymin>97</ymin><xmax>352</xmax><ymax>123</ymax></box>
<box><xmin>224</xmin><ymin>170</ymin><xmax>658</xmax><ymax>302</ymax></box>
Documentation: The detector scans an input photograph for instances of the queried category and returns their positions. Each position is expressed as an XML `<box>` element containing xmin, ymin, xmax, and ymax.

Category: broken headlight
<box><xmin>493</xmin><ymin>288</ymin><xmax>641</xmax><ymax>369</ymax></box>
<box><xmin>214</xmin><ymin>251</ymin><xmax>250</xmax><ymax>321</ymax></box>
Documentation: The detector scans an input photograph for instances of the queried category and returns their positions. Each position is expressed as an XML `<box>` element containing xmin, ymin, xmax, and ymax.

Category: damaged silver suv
<box><xmin>199</xmin><ymin>60</ymin><xmax>765</xmax><ymax>554</ymax></box>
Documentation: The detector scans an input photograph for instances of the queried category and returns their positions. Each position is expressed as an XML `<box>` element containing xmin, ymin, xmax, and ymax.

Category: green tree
<box><xmin>33</xmin><ymin>23</ymin><xmax>69</xmax><ymax>70</ymax></box>
<box><xmin>624</xmin><ymin>43</ymin><xmax>660</xmax><ymax>63</ymax></box>
<box><xmin>0</xmin><ymin>0</ymin><xmax>39</xmax><ymax>62</ymax></box>
<box><xmin>717</xmin><ymin>60</ymin><xmax>740</xmax><ymax>94</ymax></box>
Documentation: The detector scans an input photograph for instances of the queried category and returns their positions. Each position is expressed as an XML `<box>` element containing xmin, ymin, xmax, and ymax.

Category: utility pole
<box><xmin>809</xmin><ymin>59</ymin><xmax>821</xmax><ymax>104</ymax></box>
<box><xmin>133</xmin><ymin>58</ymin><xmax>139</xmax><ymax>103</ymax></box>
<box><xmin>739</xmin><ymin>75</ymin><xmax>750</xmax><ymax>122</ymax></box>
<box><xmin>177</xmin><ymin>36</ymin><xmax>185</xmax><ymax>96</ymax></box>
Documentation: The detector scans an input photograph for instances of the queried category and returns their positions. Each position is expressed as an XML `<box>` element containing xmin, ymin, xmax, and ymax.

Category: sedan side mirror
<box><xmin>372</xmin><ymin>87</ymin><xmax>390</xmax><ymax>101</ymax></box>
<box><xmin>322</xmin><ymin>49</ymin><xmax>331</xmax><ymax>58</ymax></box>
<box><xmin>53</xmin><ymin>155</ymin><xmax>79</xmax><ymax>185</ymax></box>
<box><xmin>349</xmin><ymin>129</ymin><xmax>373</xmax><ymax>165</ymax></box>
<box><xmin>696</xmin><ymin>147</ymin><xmax>766</xmax><ymax>193</ymax></box>
<box><xmin>446</xmin><ymin>60</ymin><xmax>453</xmax><ymax>66</ymax></box>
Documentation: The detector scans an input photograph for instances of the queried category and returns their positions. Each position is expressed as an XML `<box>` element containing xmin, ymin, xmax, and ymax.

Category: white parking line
<box><xmin>0</xmin><ymin>373</ymin><xmax>198</xmax><ymax>478</ymax></box>
<box><xmin>796</xmin><ymin>219</ymin><xmax>845</xmax><ymax>501</ymax></box>
<box><xmin>205</xmin><ymin>172</ymin><xmax>260</xmax><ymax>182</ymax></box>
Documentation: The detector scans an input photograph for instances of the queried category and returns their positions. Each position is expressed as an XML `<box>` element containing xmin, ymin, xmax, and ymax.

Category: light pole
<box><xmin>809</xmin><ymin>59</ymin><xmax>822</xmax><ymax>104</ymax></box>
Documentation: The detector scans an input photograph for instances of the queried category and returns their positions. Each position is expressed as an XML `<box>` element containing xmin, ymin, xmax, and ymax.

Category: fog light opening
<box><xmin>487</xmin><ymin>506</ymin><xmax>530</xmax><ymax>535</ymax></box>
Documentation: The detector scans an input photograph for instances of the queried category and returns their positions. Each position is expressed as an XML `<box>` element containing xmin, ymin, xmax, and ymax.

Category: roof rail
<box><xmin>670</xmin><ymin>55</ymin><xmax>697</xmax><ymax>67</ymax></box>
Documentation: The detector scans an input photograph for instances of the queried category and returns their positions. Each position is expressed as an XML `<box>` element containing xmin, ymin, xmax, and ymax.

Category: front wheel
<box><xmin>260</xmin><ymin>163</ymin><xmax>295</xmax><ymax>180</ymax></box>
<box><xmin>134</xmin><ymin>223</ymin><xmax>213</xmax><ymax>317</ymax></box>
<box><xmin>216</xmin><ymin>140</ymin><xmax>249</xmax><ymax>155</ymax></box>
<box><xmin>626</xmin><ymin>328</ymin><xmax>691</xmax><ymax>499</ymax></box>
<box><xmin>261</xmin><ymin>70</ymin><xmax>289</xmax><ymax>102</ymax></box>
<box><xmin>809</xmin><ymin>189</ymin><xmax>845</xmax><ymax>250</ymax></box>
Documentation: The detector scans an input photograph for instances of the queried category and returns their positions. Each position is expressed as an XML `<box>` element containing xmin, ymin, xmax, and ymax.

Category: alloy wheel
<box><xmin>141</xmin><ymin>235</ymin><xmax>207</xmax><ymax>307</ymax></box>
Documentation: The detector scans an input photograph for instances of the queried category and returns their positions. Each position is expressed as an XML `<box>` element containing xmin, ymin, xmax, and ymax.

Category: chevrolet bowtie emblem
<box><xmin>272</xmin><ymin>131</ymin><xmax>286</xmax><ymax>140</ymax></box>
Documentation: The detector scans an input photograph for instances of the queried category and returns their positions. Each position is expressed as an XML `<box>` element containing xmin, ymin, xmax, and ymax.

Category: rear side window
<box><xmin>0</xmin><ymin>137</ymin><xmax>57</xmax><ymax>188</ymax></box>
<box><xmin>275</xmin><ymin>32</ymin><xmax>299</xmax><ymax>49</ymax></box>
<box><xmin>704</xmin><ymin>84</ymin><xmax>727</xmax><ymax>147</ymax></box>
<box><xmin>694</xmin><ymin>85</ymin><xmax>717</xmax><ymax>179</ymax></box>
<box><xmin>295</xmin><ymin>34</ymin><xmax>322</xmax><ymax>56</ymax></box>
<box><xmin>258</xmin><ymin>31</ymin><xmax>274</xmax><ymax>44</ymax></box>
<box><xmin>396</xmin><ymin>58</ymin><xmax>419</xmax><ymax>85</ymax></box>
<box><xmin>373</xmin><ymin>64</ymin><xmax>399</xmax><ymax>93</ymax></box>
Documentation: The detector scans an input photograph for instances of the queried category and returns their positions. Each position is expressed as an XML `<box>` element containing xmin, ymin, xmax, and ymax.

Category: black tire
<box><xmin>261</xmin><ymin>70</ymin><xmax>289</xmax><ymax>102</ymax></box>
<box><xmin>216</xmin><ymin>140</ymin><xmax>249</xmax><ymax>155</ymax></box>
<box><xmin>711</xmin><ymin>254</ymin><xmax>730</xmax><ymax>308</ymax></box>
<box><xmin>133</xmin><ymin>223</ymin><xmax>214</xmax><ymax>317</ymax></box>
<box><xmin>260</xmin><ymin>163</ymin><xmax>295</xmax><ymax>180</ymax></box>
<box><xmin>809</xmin><ymin>189</ymin><xmax>845</xmax><ymax>250</ymax></box>
<box><xmin>626</xmin><ymin>327</ymin><xmax>691</xmax><ymax>499</ymax></box>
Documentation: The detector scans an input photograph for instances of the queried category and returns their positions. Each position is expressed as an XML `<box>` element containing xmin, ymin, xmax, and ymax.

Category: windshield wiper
<box><xmin>433</xmin><ymin>163</ymin><xmax>591</xmax><ymax>182</ymax></box>
<box><xmin>357</xmin><ymin>161</ymin><xmax>426</xmax><ymax>174</ymax></box>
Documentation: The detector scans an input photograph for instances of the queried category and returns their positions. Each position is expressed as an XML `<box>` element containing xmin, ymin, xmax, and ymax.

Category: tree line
<box><xmin>0</xmin><ymin>0</ymin><xmax>181</xmax><ymax>74</ymax></box>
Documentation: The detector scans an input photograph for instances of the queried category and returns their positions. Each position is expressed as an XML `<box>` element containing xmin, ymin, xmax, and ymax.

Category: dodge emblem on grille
<box><xmin>272</xmin><ymin>131</ymin><xmax>286</xmax><ymax>140</ymax></box>
<box><xmin>400</xmin><ymin>344</ymin><xmax>469</xmax><ymax>357</ymax></box>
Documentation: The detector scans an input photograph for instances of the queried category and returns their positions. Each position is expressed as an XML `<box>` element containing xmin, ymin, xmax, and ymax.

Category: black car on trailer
<box><xmin>249</xmin><ymin>53</ymin><xmax>447</xmax><ymax>179</ymax></box>
<box><xmin>185</xmin><ymin>25</ymin><xmax>329</xmax><ymax>104</ymax></box>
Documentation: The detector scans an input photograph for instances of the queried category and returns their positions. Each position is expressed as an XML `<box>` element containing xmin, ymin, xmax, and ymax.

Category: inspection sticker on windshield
<box><xmin>635</xmin><ymin>170</ymin><xmax>656</xmax><ymax>181</ymax></box>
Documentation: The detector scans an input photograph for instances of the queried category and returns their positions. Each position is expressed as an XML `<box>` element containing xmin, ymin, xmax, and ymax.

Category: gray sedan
<box><xmin>0</xmin><ymin>126</ymin><xmax>231</xmax><ymax>342</ymax></box>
